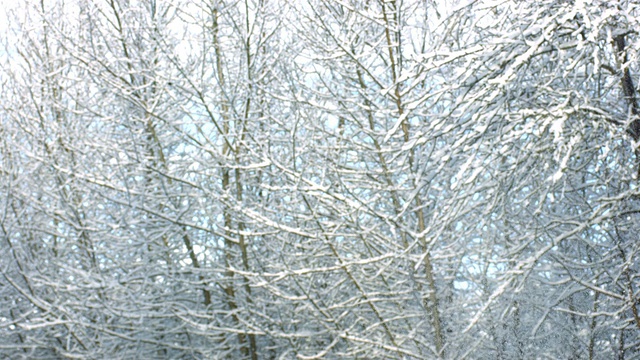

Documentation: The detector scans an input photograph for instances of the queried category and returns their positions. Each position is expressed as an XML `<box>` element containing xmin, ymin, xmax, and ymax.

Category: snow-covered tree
<box><xmin>0</xmin><ymin>0</ymin><xmax>638</xmax><ymax>358</ymax></box>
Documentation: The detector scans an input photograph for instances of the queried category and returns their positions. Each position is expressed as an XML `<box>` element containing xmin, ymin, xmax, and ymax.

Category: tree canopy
<box><xmin>0</xmin><ymin>0</ymin><xmax>639</xmax><ymax>358</ymax></box>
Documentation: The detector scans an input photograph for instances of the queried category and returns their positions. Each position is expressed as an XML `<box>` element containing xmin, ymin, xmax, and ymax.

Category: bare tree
<box><xmin>1</xmin><ymin>0</ymin><xmax>639</xmax><ymax>358</ymax></box>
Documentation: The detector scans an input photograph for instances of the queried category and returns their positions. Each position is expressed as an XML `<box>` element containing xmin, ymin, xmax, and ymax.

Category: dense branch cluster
<box><xmin>0</xmin><ymin>0</ymin><xmax>639</xmax><ymax>358</ymax></box>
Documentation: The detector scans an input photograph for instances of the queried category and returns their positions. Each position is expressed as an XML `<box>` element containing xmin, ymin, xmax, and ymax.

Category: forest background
<box><xmin>0</xmin><ymin>0</ymin><xmax>639</xmax><ymax>358</ymax></box>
